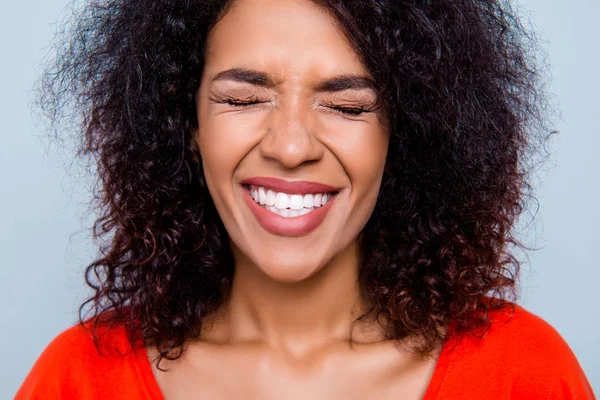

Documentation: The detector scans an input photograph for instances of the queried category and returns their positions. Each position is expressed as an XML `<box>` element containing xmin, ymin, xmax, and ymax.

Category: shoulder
<box><xmin>15</xmin><ymin>321</ymin><xmax>149</xmax><ymax>399</ymax></box>
<box><xmin>25</xmin><ymin>320</ymin><xmax>133</xmax><ymax>365</ymax></box>
<box><xmin>479</xmin><ymin>300</ymin><xmax>574</xmax><ymax>355</ymax></box>
<box><xmin>481</xmin><ymin>302</ymin><xmax>585</xmax><ymax>373</ymax></box>
<box><xmin>441</xmin><ymin>300</ymin><xmax>596</xmax><ymax>399</ymax></box>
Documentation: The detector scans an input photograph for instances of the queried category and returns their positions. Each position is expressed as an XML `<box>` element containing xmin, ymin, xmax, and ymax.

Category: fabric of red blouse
<box><xmin>15</xmin><ymin>302</ymin><xmax>596</xmax><ymax>399</ymax></box>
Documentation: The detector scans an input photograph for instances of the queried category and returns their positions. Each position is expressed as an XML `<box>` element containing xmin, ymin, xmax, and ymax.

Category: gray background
<box><xmin>1</xmin><ymin>0</ymin><xmax>598</xmax><ymax>397</ymax></box>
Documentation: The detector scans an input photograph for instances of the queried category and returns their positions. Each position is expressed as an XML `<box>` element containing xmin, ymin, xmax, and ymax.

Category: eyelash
<box><xmin>217</xmin><ymin>98</ymin><xmax>369</xmax><ymax>116</ymax></box>
<box><xmin>223</xmin><ymin>98</ymin><xmax>263</xmax><ymax>107</ymax></box>
<box><xmin>325</xmin><ymin>104</ymin><xmax>367</xmax><ymax>116</ymax></box>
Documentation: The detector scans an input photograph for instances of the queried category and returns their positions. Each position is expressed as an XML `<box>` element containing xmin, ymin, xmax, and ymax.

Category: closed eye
<box><xmin>319</xmin><ymin>100</ymin><xmax>375</xmax><ymax>117</ymax></box>
<box><xmin>328</xmin><ymin>106</ymin><xmax>367</xmax><ymax>116</ymax></box>
<box><xmin>212</xmin><ymin>97</ymin><xmax>373</xmax><ymax>116</ymax></box>
<box><xmin>210</xmin><ymin>95</ymin><xmax>267</xmax><ymax>107</ymax></box>
<box><xmin>224</xmin><ymin>98</ymin><xmax>264</xmax><ymax>107</ymax></box>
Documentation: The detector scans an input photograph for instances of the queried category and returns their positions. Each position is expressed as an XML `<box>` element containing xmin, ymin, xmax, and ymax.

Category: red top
<box><xmin>15</xmin><ymin>302</ymin><xmax>596</xmax><ymax>399</ymax></box>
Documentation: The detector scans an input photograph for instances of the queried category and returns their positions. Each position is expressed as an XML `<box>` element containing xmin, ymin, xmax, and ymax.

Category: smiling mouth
<box><xmin>242</xmin><ymin>184</ymin><xmax>338</xmax><ymax>218</ymax></box>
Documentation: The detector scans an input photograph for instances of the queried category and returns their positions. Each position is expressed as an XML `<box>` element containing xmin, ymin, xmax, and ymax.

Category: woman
<box><xmin>16</xmin><ymin>0</ymin><xmax>595</xmax><ymax>398</ymax></box>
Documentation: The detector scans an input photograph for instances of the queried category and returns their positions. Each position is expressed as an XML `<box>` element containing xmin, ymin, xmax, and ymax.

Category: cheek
<box><xmin>350</xmin><ymin>132</ymin><xmax>388</xmax><ymax>183</ymax></box>
<box><xmin>321</xmin><ymin>117</ymin><xmax>389</xmax><ymax>191</ymax></box>
<box><xmin>313</xmin><ymin>118</ymin><xmax>389</xmax><ymax>240</ymax></box>
<box><xmin>349</xmin><ymin>131</ymin><xmax>388</xmax><ymax>213</ymax></box>
<box><xmin>197</xmin><ymin>108</ymin><xmax>264</xmax><ymax>191</ymax></box>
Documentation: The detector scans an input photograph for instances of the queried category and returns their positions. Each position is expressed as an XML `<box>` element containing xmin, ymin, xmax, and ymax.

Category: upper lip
<box><xmin>240</xmin><ymin>177</ymin><xmax>340</xmax><ymax>195</ymax></box>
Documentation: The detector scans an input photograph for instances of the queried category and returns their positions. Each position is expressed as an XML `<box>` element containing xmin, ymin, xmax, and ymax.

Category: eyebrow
<box><xmin>211</xmin><ymin>68</ymin><xmax>377</xmax><ymax>93</ymax></box>
<box><xmin>212</xmin><ymin>68</ymin><xmax>277</xmax><ymax>87</ymax></box>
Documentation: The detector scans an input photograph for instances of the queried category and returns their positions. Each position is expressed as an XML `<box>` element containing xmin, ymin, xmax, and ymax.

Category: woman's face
<box><xmin>196</xmin><ymin>0</ymin><xmax>389</xmax><ymax>282</ymax></box>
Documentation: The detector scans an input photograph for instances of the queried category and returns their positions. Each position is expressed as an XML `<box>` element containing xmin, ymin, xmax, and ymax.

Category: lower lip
<box><xmin>242</xmin><ymin>187</ymin><xmax>337</xmax><ymax>237</ymax></box>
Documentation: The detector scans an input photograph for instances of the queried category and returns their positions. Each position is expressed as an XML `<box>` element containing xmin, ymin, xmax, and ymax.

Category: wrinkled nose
<box><xmin>258</xmin><ymin>101</ymin><xmax>324</xmax><ymax>169</ymax></box>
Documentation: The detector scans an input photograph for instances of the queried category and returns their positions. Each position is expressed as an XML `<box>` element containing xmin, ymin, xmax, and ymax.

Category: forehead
<box><xmin>204</xmin><ymin>0</ymin><xmax>368</xmax><ymax>79</ymax></box>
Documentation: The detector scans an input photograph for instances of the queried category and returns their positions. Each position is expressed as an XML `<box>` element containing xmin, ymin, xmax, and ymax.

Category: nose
<box><xmin>258</xmin><ymin>100</ymin><xmax>324</xmax><ymax>169</ymax></box>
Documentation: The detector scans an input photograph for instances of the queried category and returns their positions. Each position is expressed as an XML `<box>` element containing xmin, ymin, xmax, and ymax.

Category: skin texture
<box><xmin>196</xmin><ymin>0</ymin><xmax>388</xmax><ymax>344</ymax></box>
<box><xmin>149</xmin><ymin>0</ymin><xmax>439</xmax><ymax>397</ymax></box>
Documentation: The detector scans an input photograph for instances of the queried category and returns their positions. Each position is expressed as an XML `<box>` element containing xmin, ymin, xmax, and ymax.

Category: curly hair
<box><xmin>39</xmin><ymin>0</ymin><xmax>554</xmax><ymax>365</ymax></box>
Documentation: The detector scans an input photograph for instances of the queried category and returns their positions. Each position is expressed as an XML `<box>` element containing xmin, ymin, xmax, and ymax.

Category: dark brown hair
<box><xmin>39</xmin><ymin>0</ymin><xmax>554</xmax><ymax>365</ymax></box>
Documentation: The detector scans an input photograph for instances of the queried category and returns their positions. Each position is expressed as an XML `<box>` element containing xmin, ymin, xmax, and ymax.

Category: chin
<box><xmin>254</xmin><ymin>255</ymin><xmax>326</xmax><ymax>283</ymax></box>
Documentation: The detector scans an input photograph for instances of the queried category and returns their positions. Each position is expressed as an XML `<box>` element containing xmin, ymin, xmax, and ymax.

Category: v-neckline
<box><xmin>421</xmin><ymin>328</ymin><xmax>461</xmax><ymax>399</ymax></box>
<box><xmin>135</xmin><ymin>328</ymin><xmax>461</xmax><ymax>400</ymax></box>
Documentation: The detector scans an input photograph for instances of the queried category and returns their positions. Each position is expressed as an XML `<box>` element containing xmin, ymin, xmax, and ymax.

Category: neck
<box><xmin>203</xmin><ymin>240</ymin><xmax>385</xmax><ymax>358</ymax></box>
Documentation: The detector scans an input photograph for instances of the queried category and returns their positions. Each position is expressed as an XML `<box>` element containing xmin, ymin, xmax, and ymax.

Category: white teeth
<box><xmin>268</xmin><ymin>205</ymin><xmax>285</xmax><ymax>216</ymax></box>
<box><xmin>274</xmin><ymin>192</ymin><xmax>290</xmax><ymax>209</ymax></box>
<box><xmin>266</xmin><ymin>190</ymin><xmax>276</xmax><ymax>206</ymax></box>
<box><xmin>258</xmin><ymin>187</ymin><xmax>267</xmax><ymax>204</ymax></box>
<box><xmin>267</xmin><ymin>206</ymin><xmax>315</xmax><ymax>218</ymax></box>
<box><xmin>303</xmin><ymin>194</ymin><xmax>314</xmax><ymax>208</ymax></box>
<box><xmin>246</xmin><ymin>185</ymin><xmax>335</xmax><ymax>218</ymax></box>
<box><xmin>314</xmin><ymin>193</ymin><xmax>322</xmax><ymax>207</ymax></box>
<box><xmin>290</xmin><ymin>195</ymin><xmax>304</xmax><ymax>210</ymax></box>
<box><xmin>298</xmin><ymin>207</ymin><xmax>312</xmax><ymax>216</ymax></box>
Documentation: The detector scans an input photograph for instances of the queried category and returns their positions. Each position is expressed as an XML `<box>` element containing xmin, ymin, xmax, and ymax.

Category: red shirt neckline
<box><xmin>133</xmin><ymin>347</ymin><xmax>165</xmax><ymax>400</ymax></box>
<box><xmin>133</xmin><ymin>332</ymin><xmax>459</xmax><ymax>400</ymax></box>
<box><xmin>422</xmin><ymin>329</ymin><xmax>461</xmax><ymax>399</ymax></box>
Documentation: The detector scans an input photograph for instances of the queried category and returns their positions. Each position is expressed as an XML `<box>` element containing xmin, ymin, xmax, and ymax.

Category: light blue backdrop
<box><xmin>1</xmin><ymin>0</ymin><xmax>598</xmax><ymax>397</ymax></box>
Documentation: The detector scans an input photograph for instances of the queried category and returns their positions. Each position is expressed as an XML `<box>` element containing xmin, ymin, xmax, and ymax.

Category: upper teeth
<box><xmin>248</xmin><ymin>185</ymin><xmax>333</xmax><ymax>209</ymax></box>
